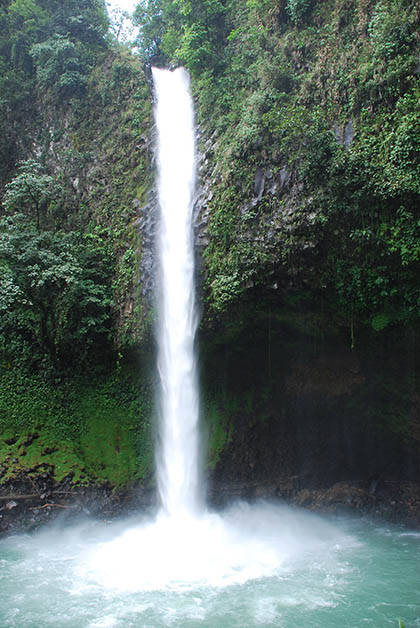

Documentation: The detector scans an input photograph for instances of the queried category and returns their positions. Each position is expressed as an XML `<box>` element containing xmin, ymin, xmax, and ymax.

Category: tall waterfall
<box><xmin>80</xmin><ymin>67</ymin><xmax>362</xmax><ymax>601</ymax></box>
<box><xmin>152</xmin><ymin>67</ymin><xmax>200</xmax><ymax>517</ymax></box>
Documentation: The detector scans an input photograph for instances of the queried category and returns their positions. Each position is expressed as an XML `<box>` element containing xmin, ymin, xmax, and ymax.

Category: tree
<box><xmin>285</xmin><ymin>0</ymin><xmax>312</xmax><ymax>25</ymax></box>
<box><xmin>6</xmin><ymin>0</ymin><xmax>49</xmax><ymax>73</ymax></box>
<box><xmin>37</xmin><ymin>0</ymin><xmax>109</xmax><ymax>46</ymax></box>
<box><xmin>133</xmin><ymin>0</ymin><xmax>165</xmax><ymax>63</ymax></box>
<box><xmin>2</xmin><ymin>160</ymin><xmax>60</xmax><ymax>230</ymax></box>
<box><xmin>0</xmin><ymin>214</ymin><xmax>112</xmax><ymax>368</ymax></box>
<box><xmin>107</xmin><ymin>5</ymin><xmax>135</xmax><ymax>44</ymax></box>
<box><xmin>30</xmin><ymin>35</ymin><xmax>88</xmax><ymax>99</ymax></box>
<box><xmin>133</xmin><ymin>0</ymin><xmax>228</xmax><ymax>74</ymax></box>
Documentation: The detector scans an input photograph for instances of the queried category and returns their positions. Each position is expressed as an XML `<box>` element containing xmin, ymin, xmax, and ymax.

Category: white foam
<box><xmin>77</xmin><ymin>502</ymin><xmax>356</xmax><ymax>593</ymax></box>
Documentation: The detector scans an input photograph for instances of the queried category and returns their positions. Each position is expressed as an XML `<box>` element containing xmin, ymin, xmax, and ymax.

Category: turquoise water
<box><xmin>0</xmin><ymin>502</ymin><xmax>419</xmax><ymax>628</ymax></box>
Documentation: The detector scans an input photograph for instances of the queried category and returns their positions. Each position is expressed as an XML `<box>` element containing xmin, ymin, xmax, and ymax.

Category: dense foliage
<box><xmin>0</xmin><ymin>0</ymin><xmax>109</xmax><ymax>180</ymax></box>
<box><xmin>0</xmin><ymin>1</ymin><xmax>156</xmax><ymax>485</ymax></box>
<box><xmin>0</xmin><ymin>213</ymin><xmax>112</xmax><ymax>369</ymax></box>
<box><xmin>135</xmin><ymin>0</ymin><xmax>420</xmax><ymax>338</ymax></box>
<box><xmin>133</xmin><ymin>0</ymin><xmax>229</xmax><ymax>71</ymax></box>
<box><xmin>1</xmin><ymin>0</ymin><xmax>420</xmax><ymax>488</ymax></box>
<box><xmin>0</xmin><ymin>0</ymin><xmax>152</xmax><ymax>371</ymax></box>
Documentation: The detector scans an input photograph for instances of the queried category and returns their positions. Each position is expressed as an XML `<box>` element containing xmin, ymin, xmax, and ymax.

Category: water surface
<box><xmin>1</xmin><ymin>502</ymin><xmax>419</xmax><ymax>628</ymax></box>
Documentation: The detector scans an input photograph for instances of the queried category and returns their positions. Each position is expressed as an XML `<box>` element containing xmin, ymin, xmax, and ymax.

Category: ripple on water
<box><xmin>0</xmin><ymin>503</ymin><xmax>419</xmax><ymax>628</ymax></box>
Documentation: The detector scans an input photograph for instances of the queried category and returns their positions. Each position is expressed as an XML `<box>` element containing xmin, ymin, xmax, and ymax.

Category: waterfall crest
<box><xmin>152</xmin><ymin>67</ymin><xmax>201</xmax><ymax>517</ymax></box>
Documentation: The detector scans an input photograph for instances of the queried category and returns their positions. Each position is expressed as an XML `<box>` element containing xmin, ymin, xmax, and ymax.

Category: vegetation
<box><xmin>133</xmin><ymin>0</ymin><xmax>229</xmax><ymax>72</ymax></box>
<box><xmin>0</xmin><ymin>213</ymin><xmax>112</xmax><ymax>369</ymax></box>
<box><xmin>134</xmin><ymin>0</ymin><xmax>420</xmax><ymax>339</ymax></box>
<box><xmin>0</xmin><ymin>362</ymin><xmax>154</xmax><ymax>486</ymax></box>
<box><xmin>0</xmin><ymin>0</ymin><xmax>153</xmax><ymax>486</ymax></box>
<box><xmin>130</xmin><ymin>0</ymin><xmax>420</xmax><ymax>489</ymax></box>
<box><xmin>1</xmin><ymin>0</ymin><xmax>420</xmax><ymax>489</ymax></box>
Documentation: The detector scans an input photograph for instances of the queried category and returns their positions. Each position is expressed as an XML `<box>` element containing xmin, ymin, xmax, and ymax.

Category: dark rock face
<box><xmin>207</xmin><ymin>480</ymin><xmax>420</xmax><ymax>528</ymax></box>
<box><xmin>137</xmin><ymin>194</ymin><xmax>158</xmax><ymax>299</ymax></box>
<box><xmin>0</xmin><ymin>473</ymin><xmax>156</xmax><ymax>537</ymax></box>
<box><xmin>253</xmin><ymin>168</ymin><xmax>265</xmax><ymax>203</ymax></box>
<box><xmin>343</xmin><ymin>118</ymin><xmax>354</xmax><ymax>149</ymax></box>
<box><xmin>202</xmin><ymin>312</ymin><xmax>420</xmax><ymax>529</ymax></box>
<box><xmin>2</xmin><ymin>474</ymin><xmax>419</xmax><ymax>537</ymax></box>
<box><xmin>292</xmin><ymin>480</ymin><xmax>420</xmax><ymax>526</ymax></box>
<box><xmin>333</xmin><ymin>118</ymin><xmax>354</xmax><ymax>149</ymax></box>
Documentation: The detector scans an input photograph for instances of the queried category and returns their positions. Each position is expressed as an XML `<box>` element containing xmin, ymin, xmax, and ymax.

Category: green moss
<box><xmin>0</xmin><ymin>361</ymin><xmax>154</xmax><ymax>488</ymax></box>
<box><xmin>0</xmin><ymin>432</ymin><xmax>87</xmax><ymax>485</ymax></box>
<box><xmin>205</xmin><ymin>397</ymin><xmax>235</xmax><ymax>470</ymax></box>
<box><xmin>78</xmin><ymin>392</ymin><xmax>143</xmax><ymax>486</ymax></box>
<box><xmin>135</xmin><ymin>183</ymin><xmax>147</xmax><ymax>205</ymax></box>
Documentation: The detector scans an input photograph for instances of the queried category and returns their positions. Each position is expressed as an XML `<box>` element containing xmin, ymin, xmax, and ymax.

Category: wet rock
<box><xmin>1</xmin><ymin>464</ymin><xmax>419</xmax><ymax>537</ymax></box>
<box><xmin>24</xmin><ymin>434</ymin><xmax>39</xmax><ymax>446</ymax></box>
<box><xmin>333</xmin><ymin>118</ymin><xmax>354</xmax><ymax>149</ymax></box>
<box><xmin>41</xmin><ymin>447</ymin><xmax>58</xmax><ymax>456</ymax></box>
<box><xmin>253</xmin><ymin>168</ymin><xmax>265</xmax><ymax>203</ymax></box>
<box><xmin>333</xmin><ymin>120</ymin><xmax>342</xmax><ymax>144</ymax></box>
<box><xmin>344</xmin><ymin>118</ymin><xmax>354</xmax><ymax>149</ymax></box>
<box><xmin>137</xmin><ymin>197</ymin><xmax>158</xmax><ymax>298</ymax></box>
<box><xmin>278</xmin><ymin>165</ymin><xmax>291</xmax><ymax>189</ymax></box>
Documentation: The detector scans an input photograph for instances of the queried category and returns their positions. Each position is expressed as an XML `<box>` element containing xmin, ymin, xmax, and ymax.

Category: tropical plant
<box><xmin>30</xmin><ymin>35</ymin><xmax>88</xmax><ymax>98</ymax></box>
<box><xmin>2</xmin><ymin>160</ymin><xmax>60</xmax><ymax>230</ymax></box>
<box><xmin>0</xmin><ymin>214</ymin><xmax>113</xmax><ymax>368</ymax></box>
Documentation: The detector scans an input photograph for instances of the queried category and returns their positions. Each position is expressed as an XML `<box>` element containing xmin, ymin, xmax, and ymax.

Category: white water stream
<box><xmin>0</xmin><ymin>68</ymin><xmax>419</xmax><ymax>627</ymax></box>
<box><xmin>153</xmin><ymin>67</ymin><xmax>200</xmax><ymax>517</ymax></box>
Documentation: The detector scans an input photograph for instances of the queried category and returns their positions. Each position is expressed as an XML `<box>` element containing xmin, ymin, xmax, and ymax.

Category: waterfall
<box><xmin>152</xmin><ymin>67</ymin><xmax>200</xmax><ymax>517</ymax></box>
<box><xmin>80</xmin><ymin>67</ymin><xmax>362</xmax><ymax>600</ymax></box>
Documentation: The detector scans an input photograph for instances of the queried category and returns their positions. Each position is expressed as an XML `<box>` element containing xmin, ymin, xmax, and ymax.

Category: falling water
<box><xmin>153</xmin><ymin>67</ymin><xmax>200</xmax><ymax>516</ymax></box>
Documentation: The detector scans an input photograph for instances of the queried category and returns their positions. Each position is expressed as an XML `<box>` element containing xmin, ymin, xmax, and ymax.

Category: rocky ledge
<box><xmin>0</xmin><ymin>473</ymin><xmax>155</xmax><ymax>537</ymax></box>
<box><xmin>1</xmin><ymin>475</ymin><xmax>419</xmax><ymax>537</ymax></box>
<box><xmin>208</xmin><ymin>478</ymin><xmax>420</xmax><ymax>529</ymax></box>
<box><xmin>291</xmin><ymin>480</ymin><xmax>420</xmax><ymax>528</ymax></box>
